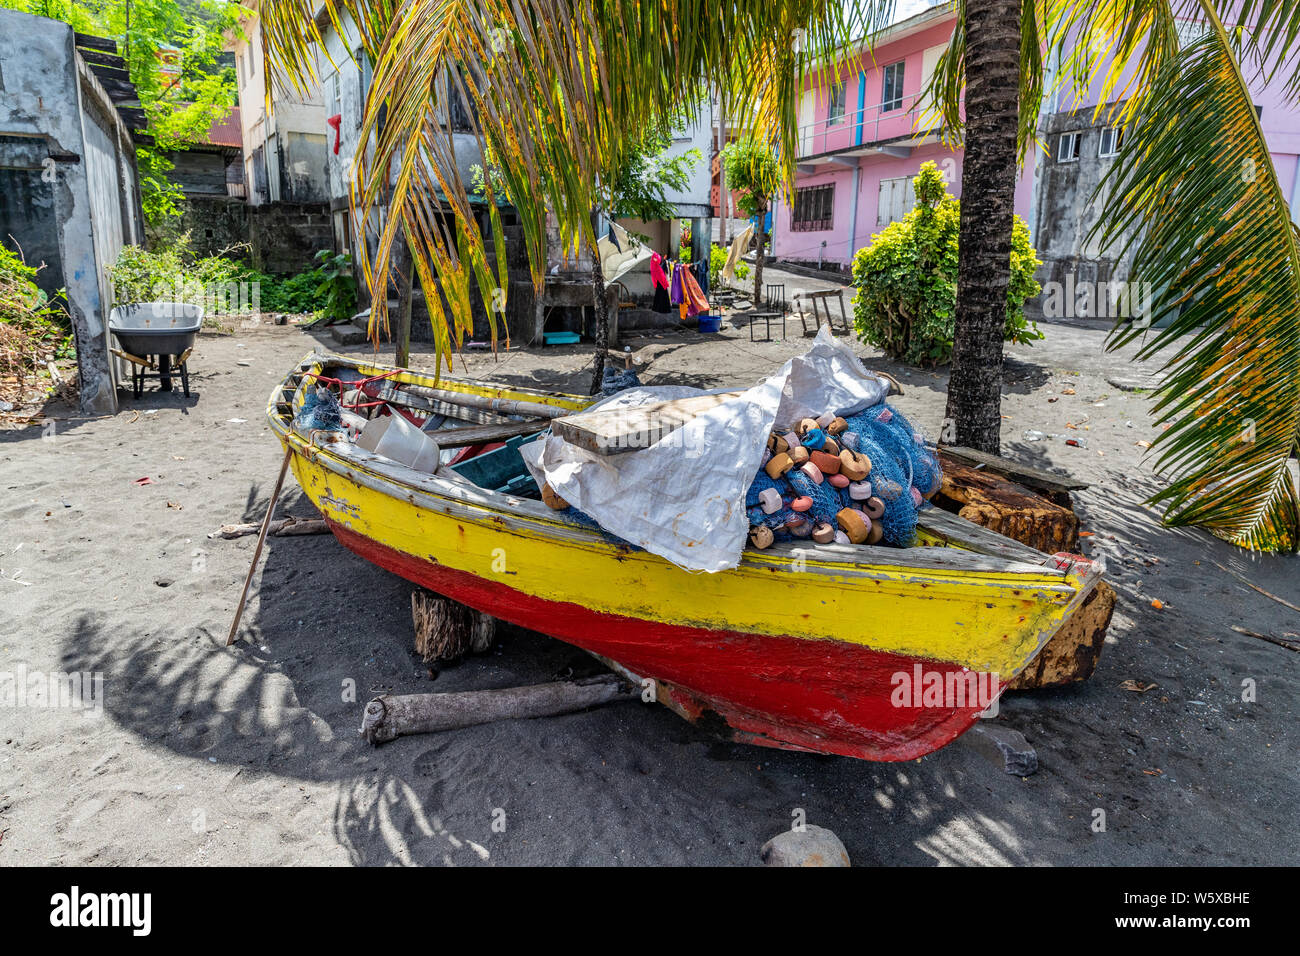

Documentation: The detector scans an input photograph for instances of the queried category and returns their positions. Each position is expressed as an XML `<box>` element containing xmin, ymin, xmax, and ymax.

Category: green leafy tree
<box><xmin>2</xmin><ymin>0</ymin><xmax>240</xmax><ymax>228</ymax></box>
<box><xmin>851</xmin><ymin>161</ymin><xmax>1040</xmax><ymax>367</ymax></box>
<box><xmin>721</xmin><ymin>137</ymin><xmax>780</xmax><ymax>306</ymax></box>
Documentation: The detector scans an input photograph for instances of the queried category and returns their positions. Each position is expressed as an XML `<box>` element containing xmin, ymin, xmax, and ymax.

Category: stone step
<box><xmin>329</xmin><ymin>322</ymin><xmax>369</xmax><ymax>346</ymax></box>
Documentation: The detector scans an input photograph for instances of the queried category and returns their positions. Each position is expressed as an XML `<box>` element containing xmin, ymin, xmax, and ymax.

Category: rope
<box><xmin>303</xmin><ymin>369</ymin><xmax>401</xmax><ymax>410</ymax></box>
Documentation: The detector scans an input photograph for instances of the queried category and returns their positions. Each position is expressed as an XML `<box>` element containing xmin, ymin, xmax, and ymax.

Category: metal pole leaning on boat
<box><xmin>226</xmin><ymin>447</ymin><xmax>293</xmax><ymax>646</ymax></box>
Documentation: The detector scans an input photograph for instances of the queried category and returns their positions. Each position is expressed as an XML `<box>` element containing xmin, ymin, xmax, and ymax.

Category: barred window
<box><xmin>792</xmin><ymin>184</ymin><xmax>835</xmax><ymax>232</ymax></box>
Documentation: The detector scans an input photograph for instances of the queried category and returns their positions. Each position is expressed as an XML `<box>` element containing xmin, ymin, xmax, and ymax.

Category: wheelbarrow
<box><xmin>108</xmin><ymin>302</ymin><xmax>203</xmax><ymax>398</ymax></box>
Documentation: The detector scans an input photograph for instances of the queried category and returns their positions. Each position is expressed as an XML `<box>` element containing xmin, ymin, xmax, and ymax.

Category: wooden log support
<box><xmin>934</xmin><ymin>447</ymin><xmax>1111</xmax><ymax>689</ymax></box>
<box><xmin>411</xmin><ymin>588</ymin><xmax>496</xmax><ymax>664</ymax></box>
<box><xmin>209</xmin><ymin>516</ymin><xmax>330</xmax><ymax>539</ymax></box>
<box><xmin>936</xmin><ymin>455</ymin><xmax>1080</xmax><ymax>554</ymax></box>
<box><xmin>359</xmin><ymin>675</ymin><xmax>635</xmax><ymax>745</ymax></box>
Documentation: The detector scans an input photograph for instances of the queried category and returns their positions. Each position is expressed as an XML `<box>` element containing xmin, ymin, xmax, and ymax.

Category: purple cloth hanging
<box><xmin>669</xmin><ymin>263</ymin><xmax>684</xmax><ymax>306</ymax></box>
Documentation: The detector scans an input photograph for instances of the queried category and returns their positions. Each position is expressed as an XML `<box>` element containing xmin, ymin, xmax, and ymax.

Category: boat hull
<box><xmin>327</xmin><ymin>519</ymin><xmax>999</xmax><ymax>760</ymax></box>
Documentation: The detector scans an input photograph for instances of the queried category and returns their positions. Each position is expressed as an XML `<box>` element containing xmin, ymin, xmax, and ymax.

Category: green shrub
<box><xmin>107</xmin><ymin>239</ymin><xmax>356</xmax><ymax>321</ymax></box>
<box><xmin>708</xmin><ymin>244</ymin><xmax>750</xmax><ymax>289</ymax></box>
<box><xmin>0</xmin><ymin>244</ymin><xmax>73</xmax><ymax>360</ymax></box>
<box><xmin>851</xmin><ymin>161</ymin><xmax>1042</xmax><ymax>367</ymax></box>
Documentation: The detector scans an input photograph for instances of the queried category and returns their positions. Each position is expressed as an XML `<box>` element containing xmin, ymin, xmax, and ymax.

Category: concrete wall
<box><xmin>165</xmin><ymin>197</ymin><xmax>332</xmax><ymax>273</ymax></box>
<box><xmin>171</xmin><ymin>197</ymin><xmax>251</xmax><ymax>259</ymax></box>
<box><xmin>1032</xmin><ymin>107</ymin><xmax>1133</xmax><ymax>294</ymax></box>
<box><xmin>663</xmin><ymin>104</ymin><xmax>715</xmax><ymax>217</ymax></box>
<box><xmin>0</xmin><ymin>11</ymin><xmax>145</xmax><ymax>413</ymax></box>
<box><xmin>247</xmin><ymin>201</ymin><xmax>332</xmax><ymax>274</ymax></box>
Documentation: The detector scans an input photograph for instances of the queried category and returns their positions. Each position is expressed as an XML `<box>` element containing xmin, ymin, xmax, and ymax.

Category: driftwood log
<box><xmin>412</xmin><ymin>589</ymin><xmax>496</xmax><ymax>664</ymax></box>
<box><xmin>940</xmin><ymin>445</ymin><xmax>1086</xmax><ymax>507</ymax></box>
<box><xmin>936</xmin><ymin>447</ymin><xmax>1113</xmax><ymax>689</ymax></box>
<box><xmin>359</xmin><ymin>675</ymin><xmax>635</xmax><ymax>744</ymax></box>
<box><xmin>209</xmin><ymin>516</ymin><xmax>330</xmax><ymax>539</ymax></box>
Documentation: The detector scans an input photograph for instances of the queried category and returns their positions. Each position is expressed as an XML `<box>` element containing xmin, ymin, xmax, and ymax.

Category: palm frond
<box><xmin>1099</xmin><ymin>1</ymin><xmax>1300</xmax><ymax>552</ymax></box>
<box><xmin>1045</xmin><ymin>0</ymin><xmax>1187</xmax><ymax>127</ymax></box>
<box><xmin>1223</xmin><ymin>0</ymin><xmax>1300</xmax><ymax>99</ymax></box>
<box><xmin>257</xmin><ymin>1</ymin><xmax>888</xmax><ymax>369</ymax></box>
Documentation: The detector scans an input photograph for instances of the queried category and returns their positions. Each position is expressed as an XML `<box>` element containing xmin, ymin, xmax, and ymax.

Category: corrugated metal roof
<box><xmin>205</xmin><ymin>107</ymin><xmax>243</xmax><ymax>148</ymax></box>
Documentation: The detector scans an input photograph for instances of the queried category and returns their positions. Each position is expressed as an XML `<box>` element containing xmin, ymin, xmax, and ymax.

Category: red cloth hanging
<box><xmin>650</xmin><ymin>253</ymin><xmax>670</xmax><ymax>291</ymax></box>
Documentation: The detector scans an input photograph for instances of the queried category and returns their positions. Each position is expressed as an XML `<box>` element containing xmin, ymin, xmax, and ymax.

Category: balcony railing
<box><xmin>226</xmin><ymin>182</ymin><xmax>248</xmax><ymax>199</ymax></box>
<box><xmin>796</xmin><ymin>92</ymin><xmax>930</xmax><ymax>159</ymax></box>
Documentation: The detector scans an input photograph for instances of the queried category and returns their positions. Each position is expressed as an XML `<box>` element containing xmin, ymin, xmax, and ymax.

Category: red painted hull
<box><xmin>328</xmin><ymin>521</ymin><xmax>991</xmax><ymax>761</ymax></box>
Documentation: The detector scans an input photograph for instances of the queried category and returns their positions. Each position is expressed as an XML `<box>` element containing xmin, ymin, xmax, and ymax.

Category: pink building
<box><xmin>772</xmin><ymin>4</ymin><xmax>1035</xmax><ymax>271</ymax></box>
<box><xmin>773</xmin><ymin>3</ymin><xmax>1300</xmax><ymax>282</ymax></box>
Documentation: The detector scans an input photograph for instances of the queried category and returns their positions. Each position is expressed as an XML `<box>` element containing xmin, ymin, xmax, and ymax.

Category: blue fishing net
<box><xmin>786</xmin><ymin>467</ymin><xmax>845</xmax><ymax>528</ymax></box>
<box><xmin>746</xmin><ymin>471</ymin><xmax>802</xmax><ymax>532</ymax></box>
<box><xmin>842</xmin><ymin>422</ymin><xmax>915</xmax><ymax>545</ymax></box>
<box><xmin>552</xmin><ymin>506</ymin><xmax>642</xmax><ymax>551</ymax></box>
<box><xmin>866</xmin><ymin>404</ymin><xmax>942</xmax><ymax>500</ymax></box>
<box><xmin>742</xmin><ymin>402</ymin><xmax>943</xmax><ymax>549</ymax></box>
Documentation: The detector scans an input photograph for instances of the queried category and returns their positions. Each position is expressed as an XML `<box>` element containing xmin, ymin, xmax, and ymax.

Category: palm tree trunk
<box><xmin>588</xmin><ymin>210</ymin><xmax>609</xmax><ymax>395</ymax></box>
<box><xmin>752</xmin><ymin>208</ymin><xmax>767</xmax><ymax>307</ymax></box>
<box><xmin>943</xmin><ymin>0</ymin><xmax>1022</xmax><ymax>454</ymax></box>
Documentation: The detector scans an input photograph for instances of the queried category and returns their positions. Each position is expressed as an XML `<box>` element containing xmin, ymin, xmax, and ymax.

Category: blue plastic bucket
<box><xmin>698</xmin><ymin>314</ymin><xmax>722</xmax><ymax>333</ymax></box>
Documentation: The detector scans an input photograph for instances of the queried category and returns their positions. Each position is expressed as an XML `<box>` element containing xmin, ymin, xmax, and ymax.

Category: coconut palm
<box><xmin>258</xmin><ymin>0</ymin><xmax>1299</xmax><ymax>551</ymax></box>
<box><xmin>928</xmin><ymin>0</ymin><xmax>1298</xmax><ymax>550</ymax></box>
<box><xmin>257</xmin><ymin>1</ymin><xmax>883</xmax><ymax>367</ymax></box>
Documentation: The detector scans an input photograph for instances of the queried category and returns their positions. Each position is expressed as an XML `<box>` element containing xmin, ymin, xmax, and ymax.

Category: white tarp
<box><xmin>520</xmin><ymin>327</ymin><xmax>891</xmax><ymax>572</ymax></box>
<box><xmin>597</xmin><ymin>221</ymin><xmax>652</xmax><ymax>284</ymax></box>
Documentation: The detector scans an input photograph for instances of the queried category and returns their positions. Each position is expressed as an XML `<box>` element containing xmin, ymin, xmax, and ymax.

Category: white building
<box><xmin>230</xmin><ymin>3</ymin><xmax>329</xmax><ymax>205</ymax></box>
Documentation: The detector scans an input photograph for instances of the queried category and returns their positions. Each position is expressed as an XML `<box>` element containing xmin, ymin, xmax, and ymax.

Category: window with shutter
<box><xmin>876</xmin><ymin>177</ymin><xmax>915</xmax><ymax>228</ymax></box>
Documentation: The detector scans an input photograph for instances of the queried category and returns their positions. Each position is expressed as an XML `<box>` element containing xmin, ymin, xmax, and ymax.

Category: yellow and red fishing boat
<box><xmin>269</xmin><ymin>353</ymin><xmax>1102</xmax><ymax>762</ymax></box>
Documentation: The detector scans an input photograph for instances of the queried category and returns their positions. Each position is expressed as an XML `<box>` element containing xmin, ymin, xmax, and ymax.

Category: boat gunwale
<box><xmin>268</xmin><ymin>353</ymin><xmax>1099</xmax><ymax>591</ymax></box>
